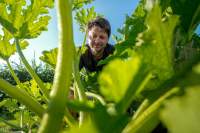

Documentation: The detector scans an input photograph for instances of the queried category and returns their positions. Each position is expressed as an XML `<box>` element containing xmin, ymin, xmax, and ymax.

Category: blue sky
<box><xmin>9</xmin><ymin>0</ymin><xmax>140</xmax><ymax>64</ymax></box>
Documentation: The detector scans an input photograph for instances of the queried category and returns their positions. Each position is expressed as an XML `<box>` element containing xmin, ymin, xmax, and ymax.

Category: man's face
<box><xmin>88</xmin><ymin>26</ymin><xmax>109</xmax><ymax>55</ymax></box>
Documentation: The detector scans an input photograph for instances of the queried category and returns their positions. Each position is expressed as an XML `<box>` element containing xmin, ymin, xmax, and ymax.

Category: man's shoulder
<box><xmin>105</xmin><ymin>43</ymin><xmax>115</xmax><ymax>54</ymax></box>
<box><xmin>107</xmin><ymin>43</ymin><xmax>114</xmax><ymax>48</ymax></box>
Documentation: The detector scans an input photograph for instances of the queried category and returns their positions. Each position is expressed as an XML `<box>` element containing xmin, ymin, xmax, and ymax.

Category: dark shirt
<box><xmin>79</xmin><ymin>44</ymin><xmax>115</xmax><ymax>72</ymax></box>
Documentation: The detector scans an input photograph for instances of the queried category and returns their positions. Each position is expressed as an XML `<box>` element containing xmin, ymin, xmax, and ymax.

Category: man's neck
<box><xmin>91</xmin><ymin>49</ymin><xmax>104</xmax><ymax>60</ymax></box>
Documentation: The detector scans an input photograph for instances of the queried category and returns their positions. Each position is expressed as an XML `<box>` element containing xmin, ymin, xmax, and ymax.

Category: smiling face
<box><xmin>88</xmin><ymin>26</ymin><xmax>109</xmax><ymax>57</ymax></box>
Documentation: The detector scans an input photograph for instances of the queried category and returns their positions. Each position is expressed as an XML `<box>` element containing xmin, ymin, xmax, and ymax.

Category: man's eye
<box><xmin>100</xmin><ymin>36</ymin><xmax>105</xmax><ymax>39</ymax></box>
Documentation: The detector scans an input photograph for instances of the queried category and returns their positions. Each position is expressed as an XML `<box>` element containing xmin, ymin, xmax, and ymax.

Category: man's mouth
<box><xmin>94</xmin><ymin>44</ymin><xmax>102</xmax><ymax>49</ymax></box>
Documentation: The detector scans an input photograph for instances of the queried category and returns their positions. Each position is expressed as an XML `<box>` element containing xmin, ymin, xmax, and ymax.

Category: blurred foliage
<box><xmin>0</xmin><ymin>62</ymin><xmax>54</xmax><ymax>85</ymax></box>
<box><xmin>39</xmin><ymin>48</ymin><xmax>57</xmax><ymax>69</ymax></box>
<box><xmin>161</xmin><ymin>86</ymin><xmax>200</xmax><ymax>133</ymax></box>
<box><xmin>0</xmin><ymin>0</ymin><xmax>200</xmax><ymax>132</ymax></box>
<box><xmin>0</xmin><ymin>0</ymin><xmax>54</xmax><ymax>39</ymax></box>
<box><xmin>72</xmin><ymin>0</ymin><xmax>94</xmax><ymax>11</ymax></box>
<box><xmin>0</xmin><ymin>28</ymin><xmax>28</xmax><ymax>61</ymax></box>
<box><xmin>0</xmin><ymin>60</ymin><xmax>53</xmax><ymax>132</ymax></box>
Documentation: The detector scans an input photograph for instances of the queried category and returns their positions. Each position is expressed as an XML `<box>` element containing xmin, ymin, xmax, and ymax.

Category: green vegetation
<box><xmin>0</xmin><ymin>0</ymin><xmax>200</xmax><ymax>132</ymax></box>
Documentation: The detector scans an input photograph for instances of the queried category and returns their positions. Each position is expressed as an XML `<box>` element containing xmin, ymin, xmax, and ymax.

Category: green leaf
<box><xmin>0</xmin><ymin>16</ymin><xmax>17</xmax><ymax>34</ymax></box>
<box><xmin>72</xmin><ymin>0</ymin><xmax>94</xmax><ymax>10</ymax></box>
<box><xmin>100</xmin><ymin>1</ymin><xmax>147</xmax><ymax>66</ymax></box>
<box><xmin>0</xmin><ymin>0</ymin><xmax>18</xmax><ymax>34</ymax></box>
<box><xmin>0</xmin><ymin>28</ymin><xmax>28</xmax><ymax>60</ymax></box>
<box><xmin>170</xmin><ymin>0</ymin><xmax>200</xmax><ymax>38</ymax></box>
<box><xmin>68</xmin><ymin>103</ymin><xmax>129</xmax><ymax>133</ymax></box>
<box><xmin>19</xmin><ymin>16</ymin><xmax>51</xmax><ymax>39</ymax></box>
<box><xmin>123</xmin><ymin>87</ymin><xmax>179</xmax><ymax>133</ymax></box>
<box><xmin>193</xmin><ymin>62</ymin><xmax>200</xmax><ymax>74</ymax></box>
<box><xmin>0</xmin><ymin>117</ymin><xmax>25</xmax><ymax>131</ymax></box>
<box><xmin>160</xmin><ymin>87</ymin><xmax>200</xmax><ymax>133</ymax></box>
<box><xmin>0</xmin><ymin>78</ymin><xmax>45</xmax><ymax>117</ymax></box>
<box><xmin>10</xmin><ymin>0</ymin><xmax>26</xmax><ymax>30</ymax></box>
<box><xmin>68</xmin><ymin>119</ymin><xmax>98</xmax><ymax>133</ymax></box>
<box><xmin>0</xmin><ymin>0</ymin><xmax>26</xmax><ymax>33</ymax></box>
<box><xmin>80</xmin><ymin>69</ymin><xmax>99</xmax><ymax>93</ymax></box>
<box><xmin>75</xmin><ymin>7</ymin><xmax>101</xmax><ymax>32</ymax></box>
<box><xmin>118</xmin><ymin>0</ymin><xmax>146</xmax><ymax>42</ymax></box>
<box><xmin>135</xmin><ymin>4</ymin><xmax>179</xmax><ymax>90</ymax></box>
<box><xmin>13</xmin><ymin>109</ymin><xmax>38</xmax><ymax>130</ymax></box>
<box><xmin>0</xmin><ymin>0</ymin><xmax>54</xmax><ymax>39</ymax></box>
<box><xmin>0</xmin><ymin>99</ymin><xmax>7</xmax><ymax>108</ymax></box>
<box><xmin>99</xmin><ymin>55</ymin><xmax>141</xmax><ymax>103</ymax></box>
<box><xmin>3</xmin><ymin>98</ymin><xmax>18</xmax><ymax>112</ymax></box>
<box><xmin>21</xmin><ymin>80</ymin><xmax>41</xmax><ymax>99</ymax></box>
<box><xmin>39</xmin><ymin>48</ymin><xmax>58</xmax><ymax>68</ymax></box>
<box><xmin>90</xmin><ymin>103</ymin><xmax>129</xmax><ymax>133</ymax></box>
<box><xmin>158</xmin><ymin>0</ymin><xmax>200</xmax><ymax>69</ymax></box>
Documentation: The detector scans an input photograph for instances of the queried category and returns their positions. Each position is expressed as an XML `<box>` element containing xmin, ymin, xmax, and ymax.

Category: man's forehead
<box><xmin>89</xmin><ymin>26</ymin><xmax>107</xmax><ymax>34</ymax></box>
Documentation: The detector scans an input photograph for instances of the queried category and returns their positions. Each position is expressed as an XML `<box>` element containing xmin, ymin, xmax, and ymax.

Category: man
<box><xmin>79</xmin><ymin>17</ymin><xmax>115</xmax><ymax>72</ymax></box>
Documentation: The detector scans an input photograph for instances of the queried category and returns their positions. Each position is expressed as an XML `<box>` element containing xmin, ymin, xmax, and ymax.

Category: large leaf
<box><xmin>0</xmin><ymin>28</ymin><xmax>28</xmax><ymax>60</ymax></box>
<box><xmin>99</xmin><ymin>55</ymin><xmax>142</xmax><ymax>103</ymax></box>
<box><xmin>135</xmin><ymin>4</ymin><xmax>179</xmax><ymax>90</ymax></box>
<box><xmin>160</xmin><ymin>87</ymin><xmax>200</xmax><ymax>133</ymax></box>
<box><xmin>0</xmin><ymin>0</ymin><xmax>54</xmax><ymax>39</ymax></box>
<box><xmin>39</xmin><ymin>48</ymin><xmax>58</xmax><ymax>68</ymax></box>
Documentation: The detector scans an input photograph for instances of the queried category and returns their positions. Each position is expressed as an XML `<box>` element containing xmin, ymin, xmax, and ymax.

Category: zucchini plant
<box><xmin>0</xmin><ymin>0</ymin><xmax>200</xmax><ymax>133</ymax></box>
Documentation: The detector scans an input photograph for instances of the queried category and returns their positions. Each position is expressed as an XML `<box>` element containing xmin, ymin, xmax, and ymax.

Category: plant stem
<box><xmin>0</xmin><ymin>117</ymin><xmax>26</xmax><ymax>132</ymax></box>
<box><xmin>64</xmin><ymin>108</ymin><xmax>77</xmax><ymax>127</ymax></box>
<box><xmin>0</xmin><ymin>78</ymin><xmax>44</xmax><ymax>117</ymax></box>
<box><xmin>132</xmin><ymin>99</ymin><xmax>149</xmax><ymax>120</ymax></box>
<box><xmin>74</xmin><ymin>77</ymin><xmax>86</xmax><ymax>126</ymax></box>
<box><xmin>73</xmin><ymin>31</ymin><xmax>88</xmax><ymax>101</ymax></box>
<box><xmin>122</xmin><ymin>54</ymin><xmax>200</xmax><ymax>133</ymax></box>
<box><xmin>73</xmin><ymin>60</ymin><xmax>86</xmax><ymax>101</ymax></box>
<box><xmin>81</xmin><ymin>31</ymin><xmax>87</xmax><ymax>51</ymax></box>
<box><xmin>122</xmin><ymin>87</ymin><xmax>179</xmax><ymax>133</ymax></box>
<box><xmin>85</xmin><ymin>91</ymin><xmax>106</xmax><ymax>105</ymax></box>
<box><xmin>188</xmin><ymin>6</ymin><xmax>200</xmax><ymax>39</ymax></box>
<box><xmin>116</xmin><ymin>67</ymin><xmax>150</xmax><ymax>114</ymax></box>
<box><xmin>6</xmin><ymin>59</ymin><xmax>22</xmax><ymax>88</ymax></box>
<box><xmin>15</xmin><ymin>38</ymin><xmax>49</xmax><ymax>102</ymax></box>
<box><xmin>38</xmin><ymin>0</ymin><xmax>75</xmax><ymax>132</ymax></box>
<box><xmin>20</xmin><ymin>109</ymin><xmax>24</xmax><ymax>133</ymax></box>
<box><xmin>73</xmin><ymin>31</ymin><xmax>88</xmax><ymax>126</ymax></box>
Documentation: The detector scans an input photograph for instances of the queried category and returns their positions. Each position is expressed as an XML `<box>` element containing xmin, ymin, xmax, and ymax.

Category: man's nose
<box><xmin>94</xmin><ymin>37</ymin><xmax>101</xmax><ymax>43</ymax></box>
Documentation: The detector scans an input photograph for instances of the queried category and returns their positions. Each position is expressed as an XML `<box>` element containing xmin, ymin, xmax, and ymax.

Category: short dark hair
<box><xmin>87</xmin><ymin>16</ymin><xmax>111</xmax><ymax>38</ymax></box>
